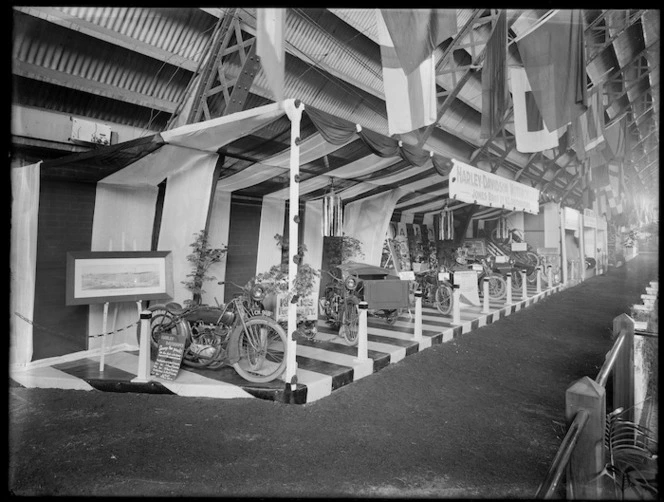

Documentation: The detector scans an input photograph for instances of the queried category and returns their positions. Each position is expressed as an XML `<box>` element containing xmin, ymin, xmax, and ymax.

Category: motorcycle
<box><xmin>138</xmin><ymin>283</ymin><xmax>288</xmax><ymax>383</ymax></box>
<box><xmin>467</xmin><ymin>256</ymin><xmax>507</xmax><ymax>301</ymax></box>
<box><xmin>319</xmin><ymin>268</ymin><xmax>362</xmax><ymax>345</ymax></box>
<box><xmin>413</xmin><ymin>268</ymin><xmax>453</xmax><ymax>315</ymax></box>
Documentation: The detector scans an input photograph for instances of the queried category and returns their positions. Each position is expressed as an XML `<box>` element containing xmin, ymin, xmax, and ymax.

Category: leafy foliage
<box><xmin>182</xmin><ymin>230</ymin><xmax>227</xmax><ymax>306</ymax></box>
<box><xmin>247</xmin><ymin>234</ymin><xmax>320</xmax><ymax>300</ymax></box>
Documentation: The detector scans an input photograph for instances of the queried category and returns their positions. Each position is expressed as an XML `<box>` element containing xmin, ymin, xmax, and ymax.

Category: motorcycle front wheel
<box><xmin>233</xmin><ymin>316</ymin><xmax>287</xmax><ymax>383</ymax></box>
<box><xmin>434</xmin><ymin>284</ymin><xmax>453</xmax><ymax>315</ymax></box>
<box><xmin>340</xmin><ymin>300</ymin><xmax>359</xmax><ymax>346</ymax></box>
<box><xmin>486</xmin><ymin>274</ymin><xmax>507</xmax><ymax>301</ymax></box>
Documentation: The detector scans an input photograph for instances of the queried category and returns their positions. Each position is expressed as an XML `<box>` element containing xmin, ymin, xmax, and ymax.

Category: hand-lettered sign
<box><xmin>150</xmin><ymin>331</ymin><xmax>186</xmax><ymax>381</ymax></box>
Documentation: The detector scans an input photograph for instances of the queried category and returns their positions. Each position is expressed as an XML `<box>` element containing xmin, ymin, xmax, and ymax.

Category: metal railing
<box><xmin>535</xmin><ymin>410</ymin><xmax>589</xmax><ymax>498</ymax></box>
<box><xmin>536</xmin><ymin>314</ymin><xmax>637</xmax><ymax>499</ymax></box>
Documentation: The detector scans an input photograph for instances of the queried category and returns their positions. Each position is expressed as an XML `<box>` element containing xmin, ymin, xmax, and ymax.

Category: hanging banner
<box><xmin>449</xmin><ymin>159</ymin><xmax>540</xmax><ymax>214</ymax></box>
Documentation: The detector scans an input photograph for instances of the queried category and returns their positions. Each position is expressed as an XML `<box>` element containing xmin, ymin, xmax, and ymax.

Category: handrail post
<box><xmin>612</xmin><ymin>313</ymin><xmax>635</xmax><ymax>422</ymax></box>
<box><xmin>565</xmin><ymin>376</ymin><xmax>606</xmax><ymax>499</ymax></box>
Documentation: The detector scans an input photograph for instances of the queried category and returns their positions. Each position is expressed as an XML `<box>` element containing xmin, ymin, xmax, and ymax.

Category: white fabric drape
<box><xmin>88</xmin><ymin>183</ymin><xmax>159</xmax><ymax>348</ymax></box>
<box><xmin>10</xmin><ymin>162</ymin><xmax>41</xmax><ymax>367</ymax></box>
<box><xmin>157</xmin><ymin>154</ymin><xmax>220</xmax><ymax>304</ymax></box>
<box><xmin>343</xmin><ymin>189</ymin><xmax>403</xmax><ymax>265</ymax></box>
<box><xmin>205</xmin><ymin>189</ymin><xmax>232</xmax><ymax>305</ymax></box>
<box><xmin>256</xmin><ymin>197</ymin><xmax>286</xmax><ymax>274</ymax></box>
<box><xmin>303</xmin><ymin>199</ymin><xmax>324</xmax><ymax>311</ymax></box>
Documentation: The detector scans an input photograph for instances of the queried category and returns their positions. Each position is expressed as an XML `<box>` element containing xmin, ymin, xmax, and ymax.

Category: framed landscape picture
<box><xmin>66</xmin><ymin>251</ymin><xmax>173</xmax><ymax>305</ymax></box>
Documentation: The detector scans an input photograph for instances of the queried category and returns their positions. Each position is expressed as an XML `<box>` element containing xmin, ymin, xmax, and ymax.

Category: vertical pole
<box><xmin>413</xmin><ymin>290</ymin><xmax>423</xmax><ymax>341</ymax></box>
<box><xmin>285</xmin><ymin>99</ymin><xmax>303</xmax><ymax>383</ymax></box>
<box><xmin>482</xmin><ymin>278</ymin><xmax>490</xmax><ymax>313</ymax></box>
<box><xmin>547</xmin><ymin>265</ymin><xmax>553</xmax><ymax>289</ymax></box>
<box><xmin>99</xmin><ymin>302</ymin><xmax>109</xmax><ymax>372</ymax></box>
<box><xmin>355</xmin><ymin>301</ymin><xmax>369</xmax><ymax>362</ymax></box>
<box><xmin>536</xmin><ymin>266</ymin><xmax>542</xmax><ymax>293</ymax></box>
<box><xmin>451</xmin><ymin>284</ymin><xmax>461</xmax><ymax>325</ymax></box>
<box><xmin>505</xmin><ymin>272</ymin><xmax>512</xmax><ymax>304</ymax></box>
<box><xmin>560</xmin><ymin>208</ymin><xmax>568</xmax><ymax>284</ymax></box>
<box><xmin>579</xmin><ymin>213</ymin><xmax>585</xmax><ymax>282</ymax></box>
<box><xmin>565</xmin><ymin>377</ymin><xmax>606</xmax><ymax>499</ymax></box>
<box><xmin>132</xmin><ymin>310</ymin><xmax>152</xmax><ymax>383</ymax></box>
<box><xmin>593</xmin><ymin>224</ymin><xmax>598</xmax><ymax>275</ymax></box>
<box><xmin>521</xmin><ymin>270</ymin><xmax>527</xmax><ymax>300</ymax></box>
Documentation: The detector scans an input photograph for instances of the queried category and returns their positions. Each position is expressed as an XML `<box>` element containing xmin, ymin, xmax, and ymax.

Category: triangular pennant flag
<box><xmin>509</xmin><ymin>66</ymin><xmax>559</xmax><ymax>153</ymax></box>
<box><xmin>257</xmin><ymin>8</ymin><xmax>286</xmax><ymax>101</ymax></box>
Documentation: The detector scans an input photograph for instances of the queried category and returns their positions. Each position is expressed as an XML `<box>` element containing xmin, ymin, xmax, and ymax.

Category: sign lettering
<box><xmin>449</xmin><ymin>159</ymin><xmax>540</xmax><ymax>214</ymax></box>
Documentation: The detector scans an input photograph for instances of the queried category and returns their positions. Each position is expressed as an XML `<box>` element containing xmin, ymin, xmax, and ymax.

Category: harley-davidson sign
<box><xmin>449</xmin><ymin>159</ymin><xmax>540</xmax><ymax>214</ymax></box>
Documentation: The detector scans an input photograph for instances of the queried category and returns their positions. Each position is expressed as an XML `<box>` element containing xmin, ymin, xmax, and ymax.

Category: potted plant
<box><xmin>251</xmin><ymin>234</ymin><xmax>320</xmax><ymax>302</ymax></box>
<box><xmin>181</xmin><ymin>230</ymin><xmax>227</xmax><ymax>306</ymax></box>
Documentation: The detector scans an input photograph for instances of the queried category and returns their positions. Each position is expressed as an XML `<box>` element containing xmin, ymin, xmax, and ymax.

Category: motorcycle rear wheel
<box><xmin>233</xmin><ymin>316</ymin><xmax>287</xmax><ymax>383</ymax></box>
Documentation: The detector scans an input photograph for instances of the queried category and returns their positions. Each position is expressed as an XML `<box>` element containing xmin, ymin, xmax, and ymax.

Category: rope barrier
<box><xmin>13</xmin><ymin>312</ymin><xmax>139</xmax><ymax>339</ymax></box>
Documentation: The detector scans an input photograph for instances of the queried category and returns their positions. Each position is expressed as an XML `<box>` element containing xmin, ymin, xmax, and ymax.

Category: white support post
<box><xmin>521</xmin><ymin>270</ymin><xmax>528</xmax><ymax>301</ymax></box>
<box><xmin>536</xmin><ymin>266</ymin><xmax>542</xmax><ymax>293</ymax></box>
<box><xmin>505</xmin><ymin>273</ymin><xmax>512</xmax><ymax>304</ymax></box>
<box><xmin>99</xmin><ymin>301</ymin><xmax>109</xmax><ymax>372</ymax></box>
<box><xmin>560</xmin><ymin>208</ymin><xmax>568</xmax><ymax>285</ymax></box>
<box><xmin>547</xmin><ymin>265</ymin><xmax>553</xmax><ymax>290</ymax></box>
<box><xmin>579</xmin><ymin>214</ymin><xmax>585</xmax><ymax>282</ymax></box>
<box><xmin>354</xmin><ymin>301</ymin><xmax>369</xmax><ymax>362</ymax></box>
<box><xmin>284</xmin><ymin>99</ymin><xmax>304</xmax><ymax>383</ymax></box>
<box><xmin>132</xmin><ymin>310</ymin><xmax>152</xmax><ymax>383</ymax></box>
<box><xmin>413</xmin><ymin>290</ymin><xmax>423</xmax><ymax>341</ymax></box>
<box><xmin>482</xmin><ymin>278</ymin><xmax>490</xmax><ymax>313</ymax></box>
<box><xmin>451</xmin><ymin>285</ymin><xmax>461</xmax><ymax>325</ymax></box>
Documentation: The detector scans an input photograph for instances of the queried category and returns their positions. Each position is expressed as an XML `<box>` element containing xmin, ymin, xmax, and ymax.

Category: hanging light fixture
<box><xmin>439</xmin><ymin>203</ymin><xmax>454</xmax><ymax>241</ymax></box>
<box><xmin>323</xmin><ymin>177</ymin><xmax>343</xmax><ymax>237</ymax></box>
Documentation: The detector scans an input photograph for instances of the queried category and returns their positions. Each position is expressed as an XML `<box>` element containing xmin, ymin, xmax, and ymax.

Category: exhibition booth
<box><xmin>10</xmin><ymin>99</ymin><xmax>588</xmax><ymax>402</ymax></box>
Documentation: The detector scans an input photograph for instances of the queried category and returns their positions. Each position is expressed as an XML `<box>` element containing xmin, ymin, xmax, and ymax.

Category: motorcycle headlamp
<box><xmin>250</xmin><ymin>284</ymin><xmax>266</xmax><ymax>302</ymax></box>
<box><xmin>344</xmin><ymin>276</ymin><xmax>358</xmax><ymax>291</ymax></box>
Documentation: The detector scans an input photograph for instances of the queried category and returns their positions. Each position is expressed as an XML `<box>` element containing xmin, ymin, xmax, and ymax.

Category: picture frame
<box><xmin>66</xmin><ymin>251</ymin><xmax>173</xmax><ymax>306</ymax></box>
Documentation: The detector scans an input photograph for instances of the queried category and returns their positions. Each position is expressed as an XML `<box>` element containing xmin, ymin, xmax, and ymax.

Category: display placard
<box><xmin>150</xmin><ymin>331</ymin><xmax>186</xmax><ymax>381</ymax></box>
<box><xmin>462</xmin><ymin>238</ymin><xmax>487</xmax><ymax>258</ymax></box>
<box><xmin>453</xmin><ymin>270</ymin><xmax>480</xmax><ymax>306</ymax></box>
<box><xmin>449</xmin><ymin>159</ymin><xmax>540</xmax><ymax>214</ymax></box>
<box><xmin>398</xmin><ymin>271</ymin><xmax>415</xmax><ymax>281</ymax></box>
<box><xmin>583</xmin><ymin>208</ymin><xmax>596</xmax><ymax>228</ymax></box>
<box><xmin>511</xmin><ymin>242</ymin><xmax>528</xmax><ymax>252</ymax></box>
<box><xmin>264</xmin><ymin>293</ymin><xmax>317</xmax><ymax>322</ymax></box>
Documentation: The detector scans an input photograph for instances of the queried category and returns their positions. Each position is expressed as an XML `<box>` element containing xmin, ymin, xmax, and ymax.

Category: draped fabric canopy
<box><xmin>40</xmin><ymin>100</ymin><xmax>472</xmax><ymax>219</ymax></box>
